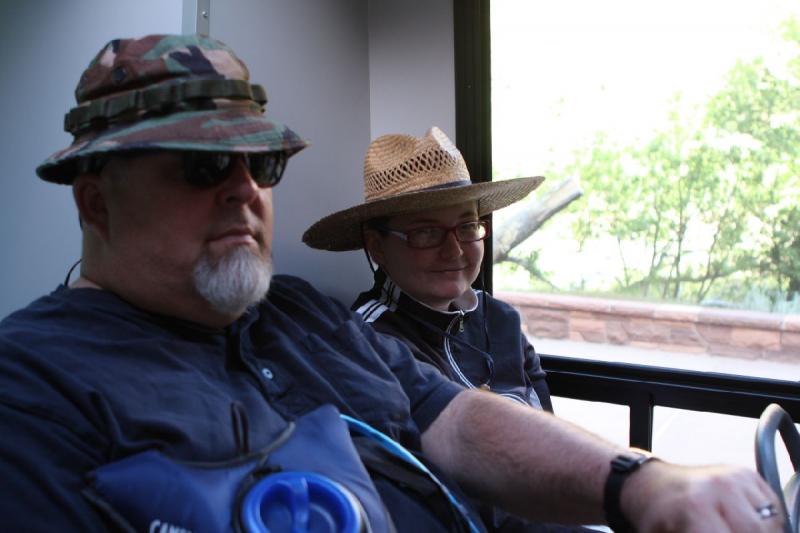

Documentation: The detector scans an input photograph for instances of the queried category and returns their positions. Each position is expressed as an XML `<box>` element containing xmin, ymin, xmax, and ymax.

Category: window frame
<box><xmin>453</xmin><ymin>1</ymin><xmax>800</xmax><ymax>447</ymax></box>
<box><xmin>454</xmin><ymin>0</ymin><xmax>494</xmax><ymax>289</ymax></box>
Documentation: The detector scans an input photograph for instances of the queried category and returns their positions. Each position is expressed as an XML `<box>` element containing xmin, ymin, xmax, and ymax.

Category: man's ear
<box><xmin>363</xmin><ymin>230</ymin><xmax>386</xmax><ymax>266</ymax></box>
<box><xmin>72</xmin><ymin>174</ymin><xmax>110</xmax><ymax>241</ymax></box>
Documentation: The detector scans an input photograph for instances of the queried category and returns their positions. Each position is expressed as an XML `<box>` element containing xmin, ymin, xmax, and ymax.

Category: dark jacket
<box><xmin>353</xmin><ymin>272</ymin><xmax>598</xmax><ymax>533</ymax></box>
<box><xmin>353</xmin><ymin>270</ymin><xmax>553</xmax><ymax>413</ymax></box>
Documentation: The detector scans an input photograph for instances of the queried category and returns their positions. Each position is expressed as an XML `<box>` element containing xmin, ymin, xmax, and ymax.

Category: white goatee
<box><xmin>192</xmin><ymin>247</ymin><xmax>272</xmax><ymax>316</ymax></box>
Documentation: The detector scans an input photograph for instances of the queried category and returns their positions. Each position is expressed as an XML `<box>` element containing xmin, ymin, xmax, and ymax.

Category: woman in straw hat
<box><xmin>305</xmin><ymin>128</ymin><xmax>601</xmax><ymax>533</ymax></box>
<box><xmin>304</xmin><ymin>126</ymin><xmax>552</xmax><ymax>411</ymax></box>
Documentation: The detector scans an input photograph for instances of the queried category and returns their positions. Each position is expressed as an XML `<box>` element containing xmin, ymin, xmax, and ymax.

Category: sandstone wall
<box><xmin>497</xmin><ymin>291</ymin><xmax>800</xmax><ymax>362</ymax></box>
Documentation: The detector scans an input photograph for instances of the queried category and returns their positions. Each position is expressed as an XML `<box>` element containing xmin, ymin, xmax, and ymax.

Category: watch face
<box><xmin>611</xmin><ymin>452</ymin><xmax>649</xmax><ymax>472</ymax></box>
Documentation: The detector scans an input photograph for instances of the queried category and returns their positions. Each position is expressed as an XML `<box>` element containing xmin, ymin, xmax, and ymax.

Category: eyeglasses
<box><xmin>77</xmin><ymin>150</ymin><xmax>287</xmax><ymax>189</ymax></box>
<box><xmin>378</xmin><ymin>220</ymin><xmax>491</xmax><ymax>249</ymax></box>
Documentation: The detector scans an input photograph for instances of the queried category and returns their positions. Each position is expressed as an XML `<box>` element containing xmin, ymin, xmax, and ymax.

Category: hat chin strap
<box><xmin>358</xmin><ymin>221</ymin><xmax>377</xmax><ymax>275</ymax></box>
<box><xmin>363</xmin><ymin>246</ymin><xmax>378</xmax><ymax>275</ymax></box>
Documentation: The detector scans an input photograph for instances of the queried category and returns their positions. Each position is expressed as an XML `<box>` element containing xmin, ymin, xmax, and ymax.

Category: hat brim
<box><xmin>36</xmin><ymin>107</ymin><xmax>309</xmax><ymax>184</ymax></box>
<box><xmin>303</xmin><ymin>176</ymin><xmax>544</xmax><ymax>251</ymax></box>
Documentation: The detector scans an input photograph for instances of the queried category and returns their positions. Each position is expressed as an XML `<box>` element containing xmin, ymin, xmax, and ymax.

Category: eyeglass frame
<box><xmin>374</xmin><ymin>219</ymin><xmax>491</xmax><ymax>249</ymax></box>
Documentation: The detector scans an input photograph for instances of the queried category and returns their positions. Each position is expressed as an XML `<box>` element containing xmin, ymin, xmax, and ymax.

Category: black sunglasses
<box><xmin>182</xmin><ymin>151</ymin><xmax>287</xmax><ymax>188</ymax></box>
<box><xmin>77</xmin><ymin>150</ymin><xmax>287</xmax><ymax>189</ymax></box>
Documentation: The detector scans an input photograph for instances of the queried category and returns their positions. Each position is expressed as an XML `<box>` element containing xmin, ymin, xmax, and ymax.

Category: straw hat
<box><xmin>302</xmin><ymin>126</ymin><xmax>543</xmax><ymax>251</ymax></box>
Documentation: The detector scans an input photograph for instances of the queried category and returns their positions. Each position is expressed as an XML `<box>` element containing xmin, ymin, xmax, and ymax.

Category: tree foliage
<box><xmin>499</xmin><ymin>17</ymin><xmax>800</xmax><ymax>310</ymax></box>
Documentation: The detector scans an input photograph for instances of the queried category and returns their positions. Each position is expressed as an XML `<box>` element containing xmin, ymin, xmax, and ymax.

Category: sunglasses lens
<box><xmin>184</xmin><ymin>152</ymin><xmax>232</xmax><ymax>188</ymax></box>
<box><xmin>182</xmin><ymin>151</ymin><xmax>287</xmax><ymax>189</ymax></box>
<box><xmin>248</xmin><ymin>152</ymin><xmax>287</xmax><ymax>187</ymax></box>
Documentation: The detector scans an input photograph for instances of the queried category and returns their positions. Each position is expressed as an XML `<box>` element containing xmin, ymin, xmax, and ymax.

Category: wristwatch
<box><xmin>603</xmin><ymin>449</ymin><xmax>657</xmax><ymax>533</ymax></box>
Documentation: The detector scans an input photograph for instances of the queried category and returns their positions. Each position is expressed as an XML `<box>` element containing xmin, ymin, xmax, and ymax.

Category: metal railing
<box><xmin>541</xmin><ymin>354</ymin><xmax>800</xmax><ymax>450</ymax></box>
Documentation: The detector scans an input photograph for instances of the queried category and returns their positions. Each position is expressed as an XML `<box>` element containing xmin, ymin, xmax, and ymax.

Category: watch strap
<box><xmin>604</xmin><ymin>450</ymin><xmax>656</xmax><ymax>533</ymax></box>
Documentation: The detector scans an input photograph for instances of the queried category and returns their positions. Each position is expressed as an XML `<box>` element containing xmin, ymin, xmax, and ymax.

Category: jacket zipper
<box><xmin>444</xmin><ymin>311</ymin><xmax>475</xmax><ymax>389</ymax></box>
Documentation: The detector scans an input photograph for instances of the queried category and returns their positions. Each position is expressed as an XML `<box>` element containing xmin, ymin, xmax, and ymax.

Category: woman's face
<box><xmin>366</xmin><ymin>202</ymin><xmax>484</xmax><ymax>311</ymax></box>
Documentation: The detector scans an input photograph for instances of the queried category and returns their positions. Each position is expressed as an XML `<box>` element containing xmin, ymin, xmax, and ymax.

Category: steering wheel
<box><xmin>756</xmin><ymin>403</ymin><xmax>800</xmax><ymax>533</ymax></box>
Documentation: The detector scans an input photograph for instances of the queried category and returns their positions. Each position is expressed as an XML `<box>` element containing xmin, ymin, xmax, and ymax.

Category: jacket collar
<box><xmin>376</xmin><ymin>271</ymin><xmax>479</xmax><ymax>327</ymax></box>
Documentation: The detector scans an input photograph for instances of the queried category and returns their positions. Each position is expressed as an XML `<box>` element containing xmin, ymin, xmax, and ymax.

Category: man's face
<box><xmin>95</xmin><ymin>151</ymin><xmax>274</xmax><ymax>321</ymax></box>
<box><xmin>367</xmin><ymin>202</ymin><xmax>484</xmax><ymax>311</ymax></box>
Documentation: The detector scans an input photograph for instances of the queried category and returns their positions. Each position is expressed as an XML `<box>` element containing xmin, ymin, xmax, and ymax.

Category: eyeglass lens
<box><xmin>183</xmin><ymin>151</ymin><xmax>287</xmax><ymax>189</ymax></box>
<box><xmin>406</xmin><ymin>221</ymin><xmax>489</xmax><ymax>248</ymax></box>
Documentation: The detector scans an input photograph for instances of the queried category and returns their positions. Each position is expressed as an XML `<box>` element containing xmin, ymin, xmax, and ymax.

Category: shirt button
<box><xmin>261</xmin><ymin>367</ymin><xmax>274</xmax><ymax>380</ymax></box>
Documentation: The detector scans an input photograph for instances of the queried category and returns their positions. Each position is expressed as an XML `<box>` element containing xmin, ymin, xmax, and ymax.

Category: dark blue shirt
<box><xmin>0</xmin><ymin>275</ymin><xmax>463</xmax><ymax>531</ymax></box>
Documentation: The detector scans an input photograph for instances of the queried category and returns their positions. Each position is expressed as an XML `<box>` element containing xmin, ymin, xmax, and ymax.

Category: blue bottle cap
<box><xmin>241</xmin><ymin>471</ymin><xmax>364</xmax><ymax>533</ymax></box>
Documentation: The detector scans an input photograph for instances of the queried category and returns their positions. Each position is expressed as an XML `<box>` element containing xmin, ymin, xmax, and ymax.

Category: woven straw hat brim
<box><xmin>303</xmin><ymin>175</ymin><xmax>544</xmax><ymax>251</ymax></box>
<box><xmin>36</xmin><ymin>108</ymin><xmax>308</xmax><ymax>184</ymax></box>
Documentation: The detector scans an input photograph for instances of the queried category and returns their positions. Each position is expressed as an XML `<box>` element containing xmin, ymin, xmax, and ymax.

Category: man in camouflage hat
<box><xmin>38</xmin><ymin>34</ymin><xmax>306</xmax><ymax>184</ymax></box>
<box><xmin>0</xmin><ymin>34</ymin><xmax>785</xmax><ymax>533</ymax></box>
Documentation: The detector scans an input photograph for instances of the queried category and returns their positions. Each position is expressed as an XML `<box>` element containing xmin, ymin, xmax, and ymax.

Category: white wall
<box><xmin>368</xmin><ymin>0</ymin><xmax>456</xmax><ymax>139</ymax></box>
<box><xmin>209</xmin><ymin>0</ymin><xmax>455</xmax><ymax>305</ymax></box>
<box><xmin>0</xmin><ymin>0</ymin><xmax>454</xmax><ymax>318</ymax></box>
<box><xmin>0</xmin><ymin>1</ymin><xmax>183</xmax><ymax>319</ymax></box>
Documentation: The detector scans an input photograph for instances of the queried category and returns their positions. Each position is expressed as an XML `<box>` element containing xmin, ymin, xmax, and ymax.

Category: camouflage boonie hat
<box><xmin>37</xmin><ymin>34</ymin><xmax>308</xmax><ymax>184</ymax></box>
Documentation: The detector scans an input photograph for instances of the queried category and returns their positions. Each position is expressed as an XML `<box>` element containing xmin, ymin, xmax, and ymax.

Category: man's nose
<box><xmin>218</xmin><ymin>157</ymin><xmax>260</xmax><ymax>205</ymax></box>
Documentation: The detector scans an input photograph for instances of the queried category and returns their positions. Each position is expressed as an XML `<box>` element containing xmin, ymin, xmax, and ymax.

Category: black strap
<box><xmin>352</xmin><ymin>437</ymin><xmax>472</xmax><ymax>532</ymax></box>
<box><xmin>63</xmin><ymin>259</ymin><xmax>82</xmax><ymax>286</ymax></box>
<box><xmin>603</xmin><ymin>453</ymin><xmax>657</xmax><ymax>533</ymax></box>
<box><xmin>355</xmin><ymin>439</ymin><xmax>439</xmax><ymax>497</ymax></box>
<box><xmin>604</xmin><ymin>467</ymin><xmax>635</xmax><ymax>533</ymax></box>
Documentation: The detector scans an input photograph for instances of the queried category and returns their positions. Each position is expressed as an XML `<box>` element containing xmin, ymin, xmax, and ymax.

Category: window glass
<box><xmin>551</xmin><ymin>397</ymin><xmax>630</xmax><ymax>448</ymax></box>
<box><xmin>491</xmin><ymin>0</ymin><xmax>800</xmax><ymax>373</ymax></box>
<box><xmin>652</xmin><ymin>407</ymin><xmax>797</xmax><ymax>481</ymax></box>
<box><xmin>552</xmin><ymin>402</ymin><xmax>798</xmax><ymax>482</ymax></box>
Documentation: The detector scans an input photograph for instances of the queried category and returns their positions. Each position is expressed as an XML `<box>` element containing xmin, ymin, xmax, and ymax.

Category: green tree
<box><xmin>704</xmin><ymin>17</ymin><xmax>800</xmax><ymax>300</ymax></box>
<box><xmin>499</xmin><ymin>16</ymin><xmax>800</xmax><ymax>310</ymax></box>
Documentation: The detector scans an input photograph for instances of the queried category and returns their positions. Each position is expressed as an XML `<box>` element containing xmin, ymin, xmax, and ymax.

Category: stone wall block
<box><xmin>606</xmin><ymin>321</ymin><xmax>629</xmax><ymax>344</ymax></box>
<box><xmin>569</xmin><ymin>310</ymin><xmax>599</xmax><ymax>320</ymax></box>
<box><xmin>623</xmin><ymin>319</ymin><xmax>671</xmax><ymax>343</ymax></box>
<box><xmin>730</xmin><ymin>328</ymin><xmax>781</xmax><ymax>351</ymax></box>
<box><xmin>569</xmin><ymin>331</ymin><xmax>586</xmax><ymax>342</ymax></box>
<box><xmin>780</xmin><ymin>331</ymin><xmax>800</xmax><ymax>350</ymax></box>
<box><xmin>571</xmin><ymin>317</ymin><xmax>607</xmax><ymax>343</ymax></box>
<box><xmin>515</xmin><ymin>307</ymin><xmax>562</xmax><ymax>323</ymax></box>
<box><xmin>527</xmin><ymin>315</ymin><xmax>570</xmax><ymax>339</ymax></box>
<box><xmin>667</xmin><ymin>324</ymin><xmax>704</xmax><ymax>347</ymax></box>
<box><xmin>502</xmin><ymin>291</ymin><xmax>797</xmax><ymax>361</ymax></box>
<box><xmin>696</xmin><ymin>324</ymin><xmax>732</xmax><ymax>345</ymax></box>
<box><xmin>698</xmin><ymin>309</ymin><xmax>780</xmax><ymax>329</ymax></box>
